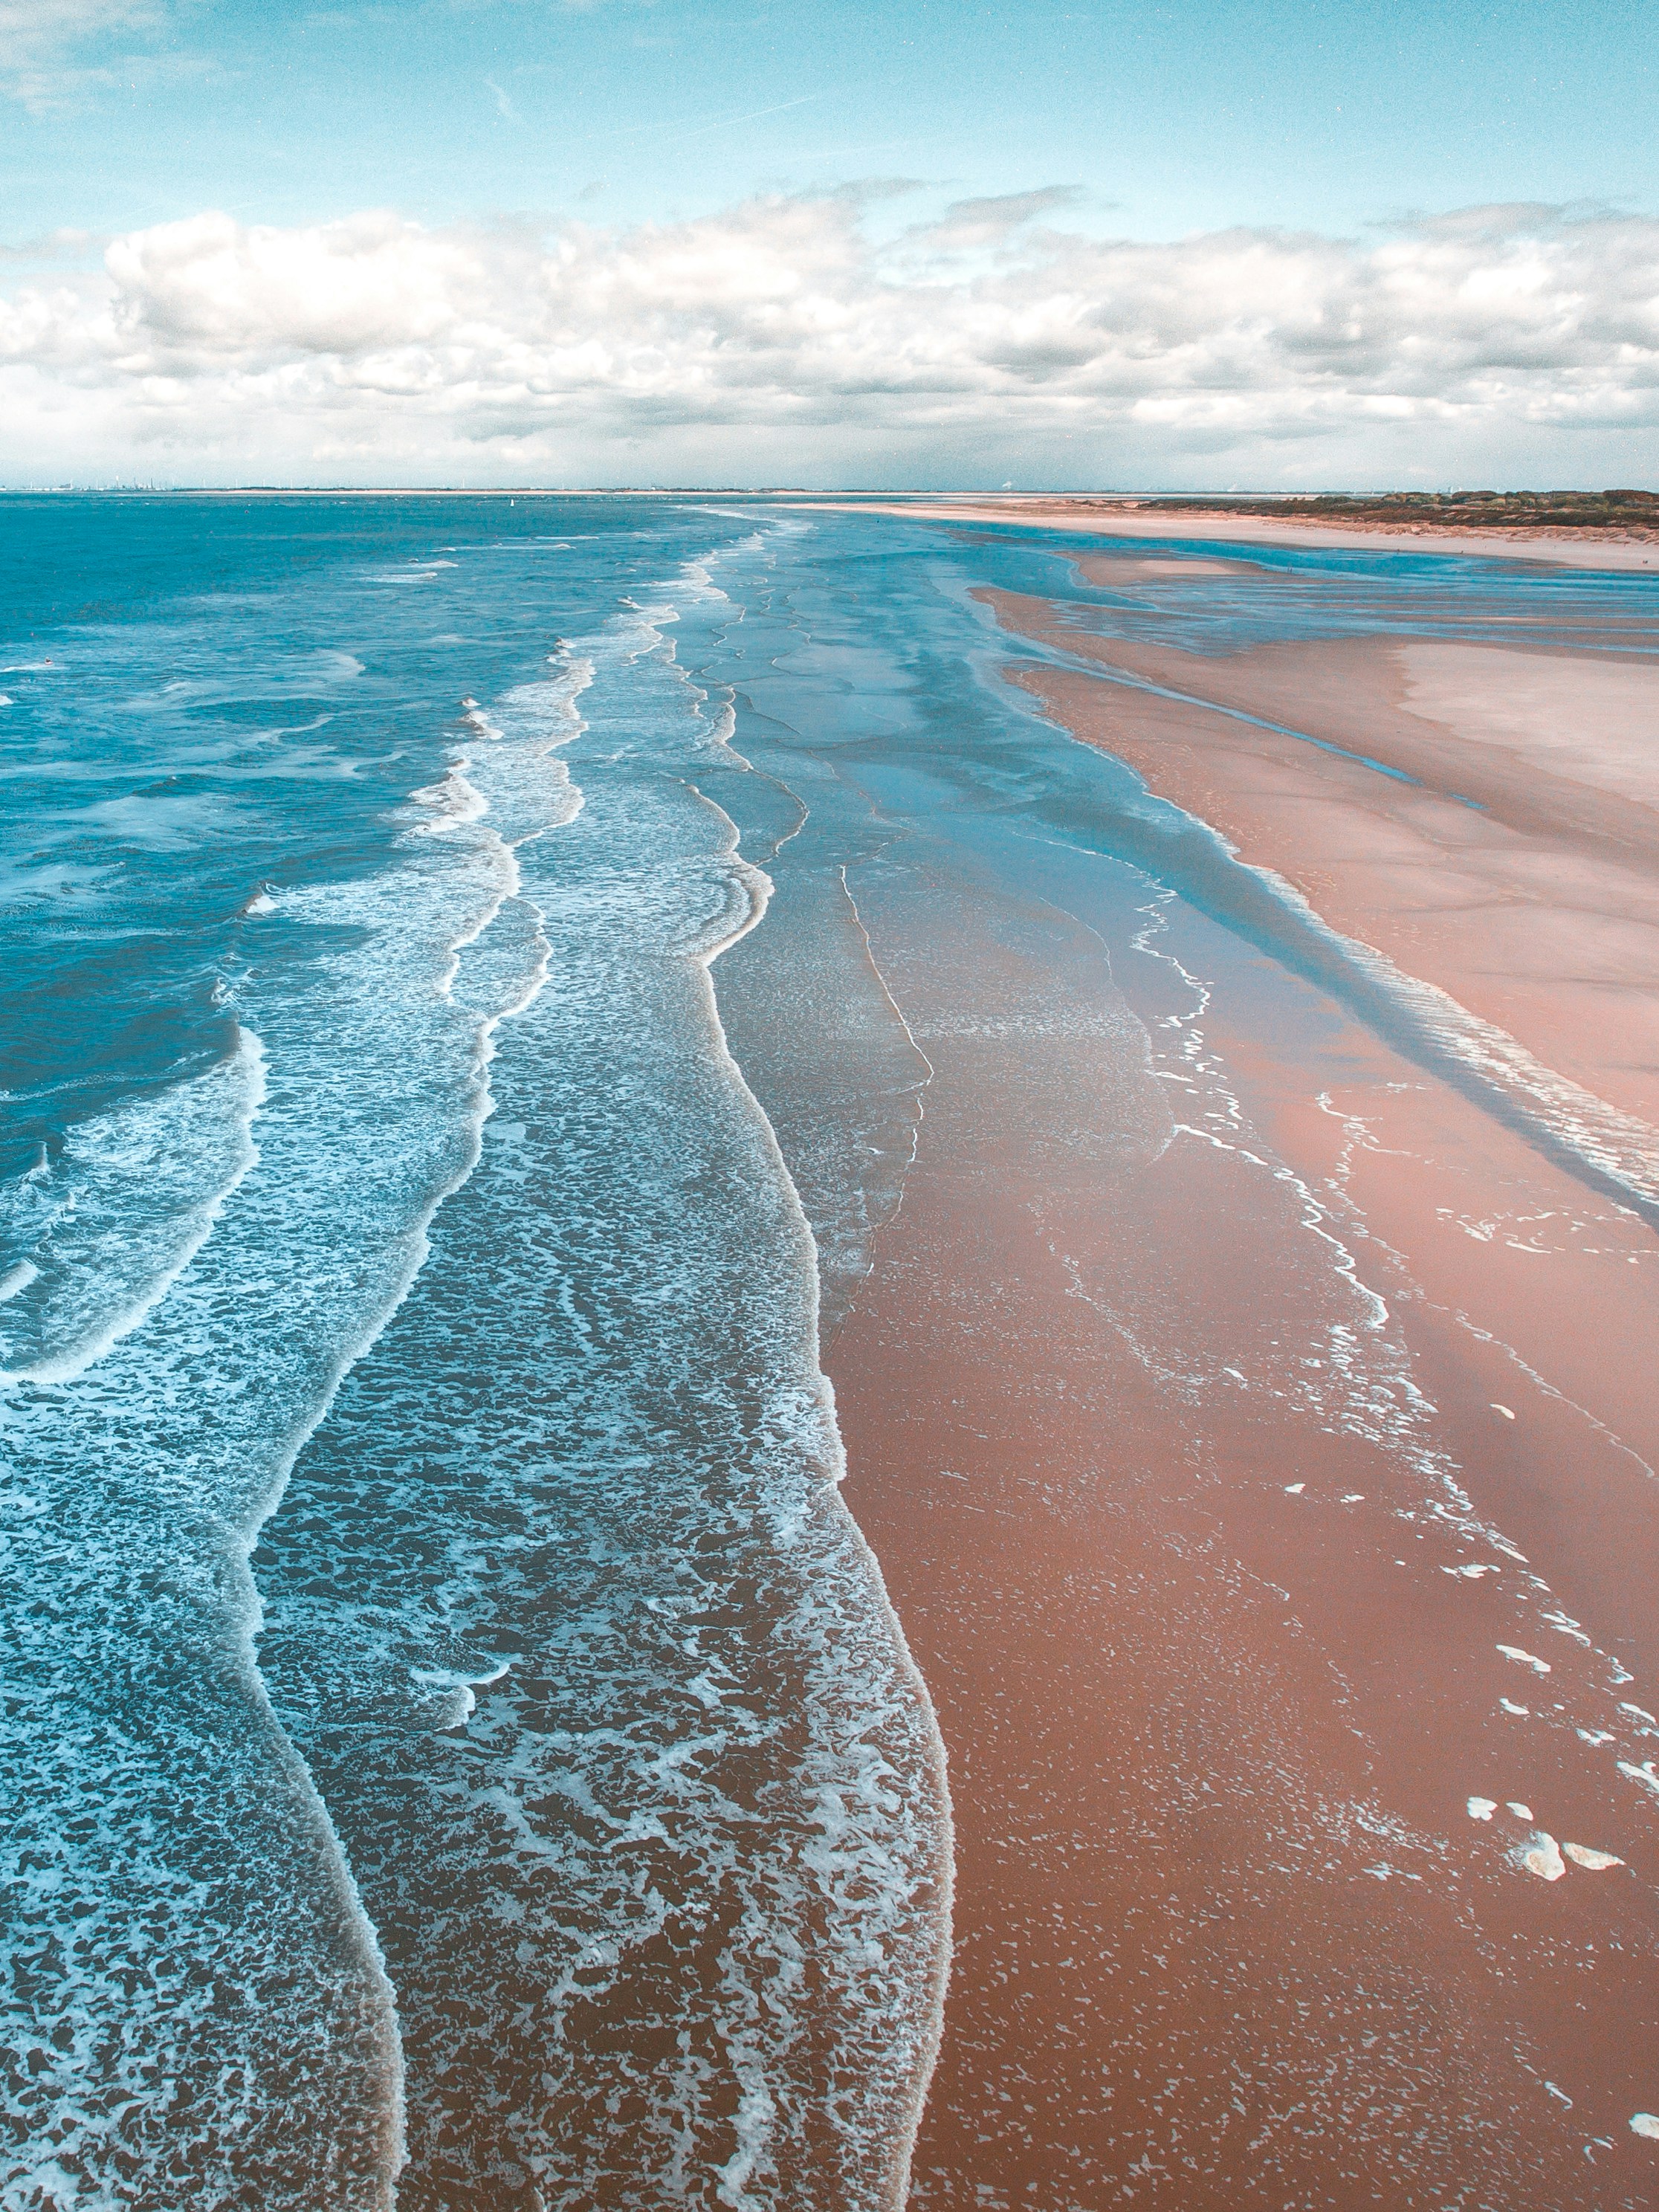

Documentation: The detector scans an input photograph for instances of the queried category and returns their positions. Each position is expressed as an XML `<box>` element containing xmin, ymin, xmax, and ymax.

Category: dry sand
<box><xmin>986</xmin><ymin>593</ymin><xmax>1659</xmax><ymax>1142</ymax></box>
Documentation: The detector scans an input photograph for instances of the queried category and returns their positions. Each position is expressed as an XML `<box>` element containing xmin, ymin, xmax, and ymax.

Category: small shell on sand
<box><xmin>1563</xmin><ymin>1843</ymin><xmax>1625</xmax><ymax>1871</ymax></box>
<box><xmin>1466</xmin><ymin>1797</ymin><xmax>1497</xmax><ymax>1820</ymax></box>
<box><xmin>1631</xmin><ymin>2113</ymin><xmax>1659</xmax><ymax>2139</ymax></box>
<box><xmin>1515</xmin><ymin>1832</ymin><xmax>1566</xmax><ymax>1881</ymax></box>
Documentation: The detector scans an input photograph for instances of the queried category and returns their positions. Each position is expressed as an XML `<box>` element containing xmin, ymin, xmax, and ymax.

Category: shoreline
<box><xmin>827</xmin><ymin>898</ymin><xmax>1659</xmax><ymax>2205</ymax></box>
<box><xmin>978</xmin><ymin>589</ymin><xmax>1659</xmax><ymax>1148</ymax></box>
<box><xmin>18</xmin><ymin>488</ymin><xmax>1658</xmax><ymax>573</ymax></box>
<box><xmin>811</xmin><ymin>530</ymin><xmax>1659</xmax><ymax>2204</ymax></box>
<box><xmin>783</xmin><ymin>497</ymin><xmax>1659</xmax><ymax>571</ymax></box>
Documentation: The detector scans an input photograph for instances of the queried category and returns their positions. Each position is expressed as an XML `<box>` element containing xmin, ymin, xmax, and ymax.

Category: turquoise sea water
<box><xmin>1</xmin><ymin>496</ymin><xmax>1655</xmax><ymax>2210</ymax></box>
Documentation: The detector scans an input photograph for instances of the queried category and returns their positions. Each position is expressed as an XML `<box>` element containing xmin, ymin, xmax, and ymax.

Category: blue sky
<box><xmin>7</xmin><ymin>0</ymin><xmax>1654</xmax><ymax>252</ymax></box>
<box><xmin>2</xmin><ymin>0</ymin><xmax>1656</xmax><ymax>486</ymax></box>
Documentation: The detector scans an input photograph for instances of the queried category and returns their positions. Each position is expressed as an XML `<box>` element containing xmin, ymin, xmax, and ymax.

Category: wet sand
<box><xmin>815</xmin><ymin>565</ymin><xmax>1659</xmax><ymax>2206</ymax></box>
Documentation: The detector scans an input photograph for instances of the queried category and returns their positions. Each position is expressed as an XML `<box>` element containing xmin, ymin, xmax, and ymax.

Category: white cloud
<box><xmin>2</xmin><ymin>192</ymin><xmax>1657</xmax><ymax>485</ymax></box>
<box><xmin>0</xmin><ymin>0</ymin><xmax>153</xmax><ymax>53</ymax></box>
<box><xmin>0</xmin><ymin>0</ymin><xmax>166</xmax><ymax>105</ymax></box>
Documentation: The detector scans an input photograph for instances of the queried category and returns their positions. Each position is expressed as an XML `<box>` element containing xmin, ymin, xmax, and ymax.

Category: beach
<box><xmin>7</xmin><ymin>493</ymin><xmax>1656</xmax><ymax>2208</ymax></box>
<box><xmin>830</xmin><ymin>994</ymin><xmax>1659</xmax><ymax>2207</ymax></box>
<box><xmin>785</xmin><ymin>497</ymin><xmax>1659</xmax><ymax>572</ymax></box>
<box><xmin>772</xmin><ymin>512</ymin><xmax>1659</xmax><ymax>2207</ymax></box>
<box><xmin>986</xmin><ymin>595</ymin><xmax>1659</xmax><ymax>1148</ymax></box>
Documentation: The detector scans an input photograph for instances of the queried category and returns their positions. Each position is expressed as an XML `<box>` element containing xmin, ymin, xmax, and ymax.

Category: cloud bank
<box><xmin>3</xmin><ymin>191</ymin><xmax>1657</xmax><ymax>485</ymax></box>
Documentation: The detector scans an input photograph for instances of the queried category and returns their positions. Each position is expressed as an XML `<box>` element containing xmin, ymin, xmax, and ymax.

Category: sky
<box><xmin>1</xmin><ymin>0</ymin><xmax>1656</xmax><ymax>487</ymax></box>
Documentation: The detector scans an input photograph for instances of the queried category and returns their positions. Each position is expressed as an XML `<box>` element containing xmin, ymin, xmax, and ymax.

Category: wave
<box><xmin>0</xmin><ymin>1028</ymin><xmax>266</xmax><ymax>1388</ymax></box>
<box><xmin>0</xmin><ymin>648</ymin><xmax>595</xmax><ymax>2207</ymax></box>
<box><xmin>248</xmin><ymin>572</ymin><xmax>953</xmax><ymax>2211</ymax></box>
<box><xmin>685</xmin><ymin>779</ymin><xmax>955</xmax><ymax>2212</ymax></box>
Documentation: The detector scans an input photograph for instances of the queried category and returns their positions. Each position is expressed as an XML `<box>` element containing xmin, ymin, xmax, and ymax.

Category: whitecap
<box><xmin>409</xmin><ymin>764</ymin><xmax>488</xmax><ymax>831</ymax></box>
<box><xmin>461</xmin><ymin>699</ymin><xmax>505</xmax><ymax>742</ymax></box>
<box><xmin>0</xmin><ymin>1029</ymin><xmax>267</xmax><ymax>1387</ymax></box>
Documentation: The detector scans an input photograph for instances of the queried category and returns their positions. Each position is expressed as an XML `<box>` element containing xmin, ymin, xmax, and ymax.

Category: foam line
<box><xmin>1</xmin><ymin>1028</ymin><xmax>268</xmax><ymax>1389</ymax></box>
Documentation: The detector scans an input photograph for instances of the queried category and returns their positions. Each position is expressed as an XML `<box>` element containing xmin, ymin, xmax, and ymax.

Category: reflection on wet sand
<box><xmin>710</xmin><ymin>517</ymin><xmax>1659</xmax><ymax>2209</ymax></box>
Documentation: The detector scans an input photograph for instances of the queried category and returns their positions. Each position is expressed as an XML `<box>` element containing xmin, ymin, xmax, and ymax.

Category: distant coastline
<box><xmin>1095</xmin><ymin>486</ymin><xmax>1658</xmax><ymax>530</ymax></box>
<box><xmin>786</xmin><ymin>491</ymin><xmax>1659</xmax><ymax>569</ymax></box>
<box><xmin>1025</xmin><ymin>488</ymin><xmax>1659</xmax><ymax>557</ymax></box>
<box><xmin>9</xmin><ymin>480</ymin><xmax>1655</xmax><ymax>568</ymax></box>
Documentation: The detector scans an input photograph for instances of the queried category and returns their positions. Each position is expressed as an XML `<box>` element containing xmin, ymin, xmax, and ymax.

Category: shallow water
<box><xmin>1</xmin><ymin>495</ymin><xmax>1655</xmax><ymax>2208</ymax></box>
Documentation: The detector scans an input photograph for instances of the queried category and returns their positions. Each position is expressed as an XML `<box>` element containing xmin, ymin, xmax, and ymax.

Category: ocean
<box><xmin>1</xmin><ymin>494</ymin><xmax>1654</xmax><ymax>2211</ymax></box>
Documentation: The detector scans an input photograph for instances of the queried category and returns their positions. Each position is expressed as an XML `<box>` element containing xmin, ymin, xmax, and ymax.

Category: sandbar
<box><xmin>985</xmin><ymin>592</ymin><xmax>1659</xmax><ymax>1146</ymax></box>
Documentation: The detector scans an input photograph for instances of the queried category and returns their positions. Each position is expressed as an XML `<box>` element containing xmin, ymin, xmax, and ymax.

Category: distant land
<box><xmin>1043</xmin><ymin>487</ymin><xmax>1659</xmax><ymax>542</ymax></box>
<box><xmin>788</xmin><ymin>488</ymin><xmax>1659</xmax><ymax>570</ymax></box>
